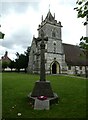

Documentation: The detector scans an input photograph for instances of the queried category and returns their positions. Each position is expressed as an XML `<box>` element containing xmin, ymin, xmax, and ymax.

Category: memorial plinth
<box><xmin>31</xmin><ymin>81</ymin><xmax>54</xmax><ymax>97</ymax></box>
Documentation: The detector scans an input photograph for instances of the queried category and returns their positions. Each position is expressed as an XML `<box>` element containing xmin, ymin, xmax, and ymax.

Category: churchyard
<box><xmin>2</xmin><ymin>72</ymin><xmax>87</xmax><ymax>118</ymax></box>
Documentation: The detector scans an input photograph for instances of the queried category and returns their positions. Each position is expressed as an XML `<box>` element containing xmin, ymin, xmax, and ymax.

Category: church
<box><xmin>28</xmin><ymin>10</ymin><xmax>88</xmax><ymax>75</ymax></box>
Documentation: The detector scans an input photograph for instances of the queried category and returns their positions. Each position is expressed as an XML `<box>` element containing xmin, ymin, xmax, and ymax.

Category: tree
<box><xmin>15</xmin><ymin>55</ymin><xmax>20</xmax><ymax>72</ymax></box>
<box><xmin>0</xmin><ymin>32</ymin><xmax>5</xmax><ymax>39</ymax></box>
<box><xmin>74</xmin><ymin>0</ymin><xmax>88</xmax><ymax>77</ymax></box>
<box><xmin>15</xmin><ymin>46</ymin><xmax>30</xmax><ymax>73</ymax></box>
<box><xmin>2</xmin><ymin>61</ymin><xmax>8</xmax><ymax>71</ymax></box>
<box><xmin>15</xmin><ymin>54</ymin><xmax>28</xmax><ymax>72</ymax></box>
<box><xmin>8</xmin><ymin>60</ymin><xmax>15</xmax><ymax>71</ymax></box>
<box><xmin>0</xmin><ymin>23</ymin><xmax>5</xmax><ymax>39</ymax></box>
<box><xmin>24</xmin><ymin>46</ymin><xmax>31</xmax><ymax>70</ymax></box>
<box><xmin>74</xmin><ymin>1</ymin><xmax>88</xmax><ymax>23</ymax></box>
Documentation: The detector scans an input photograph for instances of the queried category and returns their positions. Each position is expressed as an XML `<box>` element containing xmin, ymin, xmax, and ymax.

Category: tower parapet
<box><xmin>38</xmin><ymin>10</ymin><xmax>62</xmax><ymax>31</ymax></box>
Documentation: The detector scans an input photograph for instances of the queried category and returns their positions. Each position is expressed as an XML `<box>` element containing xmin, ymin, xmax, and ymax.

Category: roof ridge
<box><xmin>62</xmin><ymin>43</ymin><xmax>79</xmax><ymax>47</ymax></box>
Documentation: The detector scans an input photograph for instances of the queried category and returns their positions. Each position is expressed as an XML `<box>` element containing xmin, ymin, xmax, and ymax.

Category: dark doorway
<box><xmin>52</xmin><ymin>63</ymin><xmax>57</xmax><ymax>74</ymax></box>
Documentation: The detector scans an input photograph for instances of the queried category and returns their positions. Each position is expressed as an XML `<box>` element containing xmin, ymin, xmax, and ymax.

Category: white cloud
<box><xmin>0</xmin><ymin>0</ymin><xmax>86</xmax><ymax>60</ymax></box>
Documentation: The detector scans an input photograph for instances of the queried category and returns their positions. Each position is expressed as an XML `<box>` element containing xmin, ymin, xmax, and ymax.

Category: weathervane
<box><xmin>48</xmin><ymin>0</ymin><xmax>51</xmax><ymax>11</ymax></box>
<box><xmin>49</xmin><ymin>4</ymin><xmax>51</xmax><ymax>11</ymax></box>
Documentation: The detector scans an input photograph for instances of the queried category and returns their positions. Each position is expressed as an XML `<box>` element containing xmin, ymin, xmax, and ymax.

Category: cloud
<box><xmin>0</xmin><ymin>1</ymin><xmax>41</xmax><ymax>59</ymax></box>
<box><xmin>56</xmin><ymin>4</ymin><xmax>86</xmax><ymax>44</ymax></box>
<box><xmin>1</xmin><ymin>2</ymin><xmax>39</xmax><ymax>15</ymax></box>
<box><xmin>1</xmin><ymin>5</ymin><xmax>40</xmax><ymax>49</ymax></box>
<box><xmin>0</xmin><ymin>0</ymin><xmax>86</xmax><ymax>60</ymax></box>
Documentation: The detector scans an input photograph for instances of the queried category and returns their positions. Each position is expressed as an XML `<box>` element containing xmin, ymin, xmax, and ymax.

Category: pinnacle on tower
<box><xmin>41</xmin><ymin>15</ymin><xmax>43</xmax><ymax>22</ymax></box>
<box><xmin>54</xmin><ymin>13</ymin><xmax>55</xmax><ymax>19</ymax></box>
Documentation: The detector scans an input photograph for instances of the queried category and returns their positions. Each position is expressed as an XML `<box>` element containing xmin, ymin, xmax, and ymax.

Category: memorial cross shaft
<box><xmin>40</xmin><ymin>30</ymin><xmax>48</xmax><ymax>81</ymax></box>
<box><xmin>29</xmin><ymin>30</ymin><xmax>56</xmax><ymax>98</ymax></box>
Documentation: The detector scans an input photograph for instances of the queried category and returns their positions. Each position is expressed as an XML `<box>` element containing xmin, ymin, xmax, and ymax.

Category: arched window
<box><xmin>52</xmin><ymin>31</ymin><xmax>56</xmax><ymax>37</ymax></box>
<box><xmin>53</xmin><ymin>42</ymin><xmax>56</xmax><ymax>53</ymax></box>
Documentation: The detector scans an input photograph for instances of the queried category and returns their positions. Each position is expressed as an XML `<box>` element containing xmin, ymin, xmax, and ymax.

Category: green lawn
<box><xmin>2</xmin><ymin>73</ymin><xmax>87</xmax><ymax>119</ymax></box>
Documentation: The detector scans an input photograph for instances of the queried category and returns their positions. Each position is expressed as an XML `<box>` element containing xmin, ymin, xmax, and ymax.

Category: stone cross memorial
<box><xmin>40</xmin><ymin>29</ymin><xmax>47</xmax><ymax>81</ymax></box>
<box><xmin>28</xmin><ymin>30</ymin><xmax>59</xmax><ymax>109</ymax></box>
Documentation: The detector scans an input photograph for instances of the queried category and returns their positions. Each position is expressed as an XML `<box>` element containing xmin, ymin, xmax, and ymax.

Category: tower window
<box><xmin>54</xmin><ymin>42</ymin><xmax>56</xmax><ymax>53</ymax></box>
<box><xmin>52</xmin><ymin>31</ymin><xmax>56</xmax><ymax>37</ymax></box>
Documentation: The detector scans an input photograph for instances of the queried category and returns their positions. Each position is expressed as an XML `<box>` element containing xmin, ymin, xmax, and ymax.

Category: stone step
<box><xmin>34</xmin><ymin>98</ymin><xmax>49</xmax><ymax>110</ymax></box>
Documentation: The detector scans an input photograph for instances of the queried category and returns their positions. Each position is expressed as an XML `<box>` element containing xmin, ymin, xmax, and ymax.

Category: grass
<box><xmin>2</xmin><ymin>73</ymin><xmax>87</xmax><ymax>119</ymax></box>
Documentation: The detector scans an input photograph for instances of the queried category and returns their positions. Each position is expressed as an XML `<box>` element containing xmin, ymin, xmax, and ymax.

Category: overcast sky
<box><xmin>0</xmin><ymin>0</ymin><xmax>86</xmax><ymax>60</ymax></box>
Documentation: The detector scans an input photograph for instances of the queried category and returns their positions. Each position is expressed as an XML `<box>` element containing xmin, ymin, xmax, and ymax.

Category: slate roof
<box><xmin>63</xmin><ymin>43</ymin><xmax>88</xmax><ymax>66</ymax></box>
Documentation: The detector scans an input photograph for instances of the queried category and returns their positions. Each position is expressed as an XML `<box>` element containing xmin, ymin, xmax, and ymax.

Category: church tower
<box><xmin>28</xmin><ymin>10</ymin><xmax>67</xmax><ymax>74</ymax></box>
